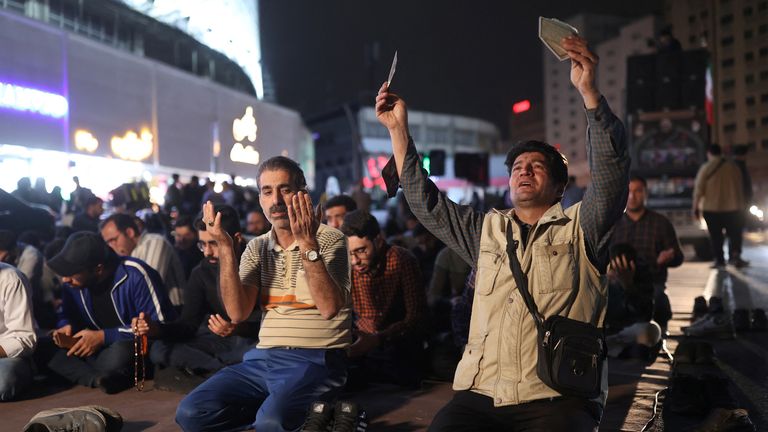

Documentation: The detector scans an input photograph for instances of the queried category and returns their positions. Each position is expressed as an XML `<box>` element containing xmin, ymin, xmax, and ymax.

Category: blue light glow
<box><xmin>0</xmin><ymin>81</ymin><xmax>69</xmax><ymax>119</ymax></box>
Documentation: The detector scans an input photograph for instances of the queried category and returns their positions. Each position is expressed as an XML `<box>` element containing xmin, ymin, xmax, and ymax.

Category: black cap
<box><xmin>48</xmin><ymin>232</ymin><xmax>112</xmax><ymax>277</ymax></box>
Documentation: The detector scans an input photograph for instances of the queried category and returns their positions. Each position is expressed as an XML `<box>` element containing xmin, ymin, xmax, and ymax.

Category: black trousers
<box><xmin>428</xmin><ymin>390</ymin><xmax>602</xmax><ymax>432</ymax></box>
<box><xmin>703</xmin><ymin>211</ymin><xmax>742</xmax><ymax>262</ymax></box>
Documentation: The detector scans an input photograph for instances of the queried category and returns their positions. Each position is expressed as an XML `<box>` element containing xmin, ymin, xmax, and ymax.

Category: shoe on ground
<box><xmin>332</xmin><ymin>401</ymin><xmax>368</xmax><ymax>432</ymax></box>
<box><xmin>23</xmin><ymin>405</ymin><xmax>123</xmax><ymax>432</ymax></box>
<box><xmin>95</xmin><ymin>374</ymin><xmax>130</xmax><ymax>394</ymax></box>
<box><xmin>751</xmin><ymin>309</ymin><xmax>767</xmax><ymax>331</ymax></box>
<box><xmin>300</xmin><ymin>401</ymin><xmax>334</xmax><ymax>432</ymax></box>
<box><xmin>733</xmin><ymin>309</ymin><xmax>751</xmax><ymax>332</ymax></box>
<box><xmin>682</xmin><ymin>312</ymin><xmax>734</xmax><ymax>339</ymax></box>
<box><xmin>728</xmin><ymin>258</ymin><xmax>750</xmax><ymax>269</ymax></box>
<box><xmin>693</xmin><ymin>296</ymin><xmax>709</xmax><ymax>322</ymax></box>
<box><xmin>710</xmin><ymin>261</ymin><xmax>726</xmax><ymax>269</ymax></box>
<box><xmin>708</xmin><ymin>297</ymin><xmax>724</xmax><ymax>314</ymax></box>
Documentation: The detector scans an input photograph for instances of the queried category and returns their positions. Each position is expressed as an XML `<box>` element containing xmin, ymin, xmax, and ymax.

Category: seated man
<box><xmin>0</xmin><ymin>262</ymin><xmax>37</xmax><ymax>401</ymax></box>
<box><xmin>133</xmin><ymin>205</ymin><xmax>260</xmax><ymax>390</ymax></box>
<box><xmin>173</xmin><ymin>216</ymin><xmax>204</xmax><ymax>279</ymax></box>
<box><xmin>71</xmin><ymin>195</ymin><xmax>104</xmax><ymax>233</ymax></box>
<box><xmin>37</xmin><ymin>232</ymin><xmax>176</xmax><ymax>393</ymax></box>
<box><xmin>244</xmin><ymin>209</ymin><xmax>271</xmax><ymax>239</ymax></box>
<box><xmin>324</xmin><ymin>194</ymin><xmax>357</xmax><ymax>229</ymax></box>
<box><xmin>0</xmin><ymin>229</ymin><xmax>53</xmax><ymax>328</ymax></box>
<box><xmin>605</xmin><ymin>244</ymin><xmax>660</xmax><ymax>359</ymax></box>
<box><xmin>176</xmin><ymin>157</ymin><xmax>351</xmax><ymax>432</ymax></box>
<box><xmin>340</xmin><ymin>210</ymin><xmax>427</xmax><ymax>388</ymax></box>
<box><xmin>100</xmin><ymin>213</ymin><xmax>187</xmax><ymax>308</ymax></box>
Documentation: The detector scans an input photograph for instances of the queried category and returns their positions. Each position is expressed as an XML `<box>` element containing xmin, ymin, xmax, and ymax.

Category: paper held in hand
<box><xmin>539</xmin><ymin>17</ymin><xmax>579</xmax><ymax>61</ymax></box>
<box><xmin>387</xmin><ymin>50</ymin><xmax>398</xmax><ymax>88</ymax></box>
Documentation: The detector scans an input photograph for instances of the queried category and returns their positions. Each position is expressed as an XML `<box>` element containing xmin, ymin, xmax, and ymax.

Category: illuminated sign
<box><xmin>74</xmin><ymin>130</ymin><xmax>99</xmax><ymax>153</ymax></box>
<box><xmin>0</xmin><ymin>81</ymin><xmax>68</xmax><ymax>118</ymax></box>
<box><xmin>512</xmin><ymin>99</ymin><xmax>531</xmax><ymax>114</ymax></box>
<box><xmin>230</xmin><ymin>142</ymin><xmax>260</xmax><ymax>165</ymax></box>
<box><xmin>233</xmin><ymin>106</ymin><xmax>257</xmax><ymax>142</ymax></box>
<box><xmin>111</xmin><ymin>128</ymin><xmax>154</xmax><ymax>161</ymax></box>
<box><xmin>230</xmin><ymin>106</ymin><xmax>259</xmax><ymax>165</ymax></box>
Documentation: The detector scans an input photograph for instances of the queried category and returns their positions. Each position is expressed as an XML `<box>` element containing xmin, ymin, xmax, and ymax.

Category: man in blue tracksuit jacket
<box><xmin>38</xmin><ymin>231</ymin><xmax>176</xmax><ymax>393</ymax></box>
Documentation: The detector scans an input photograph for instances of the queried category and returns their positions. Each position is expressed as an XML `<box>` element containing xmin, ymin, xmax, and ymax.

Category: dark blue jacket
<box><xmin>57</xmin><ymin>257</ymin><xmax>177</xmax><ymax>345</ymax></box>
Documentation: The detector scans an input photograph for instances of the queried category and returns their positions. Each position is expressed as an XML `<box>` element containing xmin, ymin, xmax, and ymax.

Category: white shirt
<box><xmin>0</xmin><ymin>263</ymin><xmax>36</xmax><ymax>358</ymax></box>
<box><xmin>132</xmin><ymin>232</ymin><xmax>187</xmax><ymax>306</ymax></box>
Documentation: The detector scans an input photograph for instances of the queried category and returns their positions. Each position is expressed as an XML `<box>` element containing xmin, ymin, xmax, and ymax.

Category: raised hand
<box><xmin>562</xmin><ymin>35</ymin><xmax>600</xmax><ymax>108</ymax></box>
<box><xmin>287</xmin><ymin>191</ymin><xmax>321</xmax><ymax>251</ymax></box>
<box><xmin>375</xmin><ymin>82</ymin><xmax>409</xmax><ymax>132</ymax></box>
<box><xmin>203</xmin><ymin>200</ymin><xmax>233</xmax><ymax>246</ymax></box>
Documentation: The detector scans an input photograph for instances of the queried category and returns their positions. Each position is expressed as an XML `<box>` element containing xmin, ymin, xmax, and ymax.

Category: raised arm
<box><xmin>563</xmin><ymin>36</ymin><xmax>630</xmax><ymax>270</ymax></box>
<box><xmin>375</xmin><ymin>84</ymin><xmax>484</xmax><ymax>266</ymax></box>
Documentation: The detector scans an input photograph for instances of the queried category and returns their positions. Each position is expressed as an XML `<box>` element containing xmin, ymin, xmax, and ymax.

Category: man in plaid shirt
<box><xmin>340</xmin><ymin>210</ymin><xmax>427</xmax><ymax>388</ymax></box>
<box><xmin>610</xmin><ymin>175</ymin><xmax>683</xmax><ymax>331</ymax></box>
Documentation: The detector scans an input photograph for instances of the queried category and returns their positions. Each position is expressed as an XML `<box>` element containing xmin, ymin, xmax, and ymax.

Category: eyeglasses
<box><xmin>197</xmin><ymin>240</ymin><xmax>219</xmax><ymax>251</ymax></box>
<box><xmin>349</xmin><ymin>247</ymin><xmax>370</xmax><ymax>259</ymax></box>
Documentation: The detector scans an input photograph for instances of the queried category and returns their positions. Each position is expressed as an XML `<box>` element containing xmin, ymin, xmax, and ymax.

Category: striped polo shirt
<box><xmin>239</xmin><ymin>224</ymin><xmax>352</xmax><ymax>349</ymax></box>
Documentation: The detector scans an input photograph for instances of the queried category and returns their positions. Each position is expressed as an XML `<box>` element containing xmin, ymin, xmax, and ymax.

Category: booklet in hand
<box><xmin>539</xmin><ymin>17</ymin><xmax>579</xmax><ymax>61</ymax></box>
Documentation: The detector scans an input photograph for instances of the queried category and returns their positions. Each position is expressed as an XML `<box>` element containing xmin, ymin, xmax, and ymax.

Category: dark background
<box><xmin>260</xmin><ymin>0</ymin><xmax>664</xmax><ymax>138</ymax></box>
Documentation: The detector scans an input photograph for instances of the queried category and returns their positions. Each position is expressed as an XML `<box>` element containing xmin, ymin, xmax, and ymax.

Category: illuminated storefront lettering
<box><xmin>0</xmin><ymin>81</ymin><xmax>68</xmax><ymax>118</ymax></box>
<box><xmin>230</xmin><ymin>106</ymin><xmax>259</xmax><ymax>165</ymax></box>
<box><xmin>111</xmin><ymin>128</ymin><xmax>154</xmax><ymax>161</ymax></box>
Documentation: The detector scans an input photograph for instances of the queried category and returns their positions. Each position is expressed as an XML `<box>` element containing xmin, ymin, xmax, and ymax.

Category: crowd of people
<box><xmin>0</xmin><ymin>33</ymin><xmax>758</xmax><ymax>432</ymax></box>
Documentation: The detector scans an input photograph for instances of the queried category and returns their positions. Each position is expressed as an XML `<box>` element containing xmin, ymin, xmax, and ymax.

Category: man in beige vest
<box><xmin>376</xmin><ymin>35</ymin><xmax>629</xmax><ymax>430</ymax></box>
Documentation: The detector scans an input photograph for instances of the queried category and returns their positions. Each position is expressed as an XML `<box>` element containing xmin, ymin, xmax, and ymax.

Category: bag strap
<box><xmin>704</xmin><ymin>158</ymin><xmax>726</xmax><ymax>182</ymax></box>
<box><xmin>506</xmin><ymin>222</ymin><xmax>544</xmax><ymax>331</ymax></box>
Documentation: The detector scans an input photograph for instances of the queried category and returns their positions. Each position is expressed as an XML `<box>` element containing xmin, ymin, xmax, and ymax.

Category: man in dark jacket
<box><xmin>133</xmin><ymin>205</ymin><xmax>259</xmax><ymax>390</ymax></box>
<box><xmin>36</xmin><ymin>232</ymin><xmax>176</xmax><ymax>393</ymax></box>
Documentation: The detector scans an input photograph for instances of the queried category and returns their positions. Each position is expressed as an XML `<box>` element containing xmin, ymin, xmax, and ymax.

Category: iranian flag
<box><xmin>705</xmin><ymin>62</ymin><xmax>713</xmax><ymax>125</ymax></box>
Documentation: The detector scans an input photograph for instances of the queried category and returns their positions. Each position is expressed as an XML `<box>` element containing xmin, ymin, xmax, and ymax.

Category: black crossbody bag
<box><xmin>505</xmin><ymin>225</ymin><xmax>604</xmax><ymax>399</ymax></box>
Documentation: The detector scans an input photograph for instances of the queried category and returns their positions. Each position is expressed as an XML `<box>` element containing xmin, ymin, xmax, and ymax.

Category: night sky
<box><xmin>260</xmin><ymin>1</ymin><xmax>662</xmax><ymax>138</ymax></box>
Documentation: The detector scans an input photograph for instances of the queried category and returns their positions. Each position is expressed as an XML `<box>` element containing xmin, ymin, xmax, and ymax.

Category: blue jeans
<box><xmin>0</xmin><ymin>357</ymin><xmax>33</xmax><ymax>401</ymax></box>
<box><xmin>176</xmin><ymin>348</ymin><xmax>347</xmax><ymax>432</ymax></box>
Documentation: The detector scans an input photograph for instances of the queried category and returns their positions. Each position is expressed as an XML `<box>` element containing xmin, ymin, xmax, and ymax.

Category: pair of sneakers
<box><xmin>301</xmin><ymin>400</ymin><xmax>368</xmax><ymax>432</ymax></box>
<box><xmin>24</xmin><ymin>405</ymin><xmax>122</xmax><ymax>432</ymax></box>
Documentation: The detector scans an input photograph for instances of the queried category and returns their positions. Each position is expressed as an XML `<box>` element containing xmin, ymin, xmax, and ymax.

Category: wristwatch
<box><xmin>303</xmin><ymin>249</ymin><xmax>321</xmax><ymax>262</ymax></box>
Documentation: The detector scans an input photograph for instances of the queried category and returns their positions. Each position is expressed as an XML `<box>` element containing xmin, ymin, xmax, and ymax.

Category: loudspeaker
<box><xmin>628</xmin><ymin>83</ymin><xmax>656</xmax><ymax>113</ymax></box>
<box><xmin>429</xmin><ymin>150</ymin><xmax>446</xmax><ymax>176</ymax></box>
<box><xmin>627</xmin><ymin>54</ymin><xmax>656</xmax><ymax>86</ymax></box>
<box><xmin>656</xmin><ymin>52</ymin><xmax>682</xmax><ymax>83</ymax></box>
<box><xmin>656</xmin><ymin>80</ymin><xmax>682</xmax><ymax>110</ymax></box>
<box><xmin>454</xmin><ymin>153</ymin><xmax>489</xmax><ymax>186</ymax></box>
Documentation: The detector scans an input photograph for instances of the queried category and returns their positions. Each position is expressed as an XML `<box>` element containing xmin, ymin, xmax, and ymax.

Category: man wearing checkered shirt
<box><xmin>376</xmin><ymin>35</ymin><xmax>629</xmax><ymax>431</ymax></box>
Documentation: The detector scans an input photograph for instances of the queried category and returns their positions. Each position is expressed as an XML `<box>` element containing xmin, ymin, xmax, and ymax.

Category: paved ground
<box><xmin>3</xmin><ymin>236</ymin><xmax>766</xmax><ymax>431</ymax></box>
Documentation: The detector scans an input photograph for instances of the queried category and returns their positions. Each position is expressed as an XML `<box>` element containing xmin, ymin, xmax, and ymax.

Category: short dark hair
<box><xmin>174</xmin><ymin>215</ymin><xmax>196</xmax><ymax>231</ymax></box>
<box><xmin>504</xmin><ymin>140</ymin><xmax>568</xmax><ymax>188</ymax></box>
<box><xmin>257</xmin><ymin>156</ymin><xmax>307</xmax><ymax>191</ymax></box>
<box><xmin>340</xmin><ymin>210</ymin><xmax>381</xmax><ymax>241</ymax></box>
<box><xmin>629</xmin><ymin>174</ymin><xmax>648</xmax><ymax>188</ymax></box>
<box><xmin>100</xmin><ymin>213</ymin><xmax>139</xmax><ymax>233</ymax></box>
<box><xmin>708</xmin><ymin>144</ymin><xmax>722</xmax><ymax>155</ymax></box>
<box><xmin>0</xmin><ymin>230</ymin><xmax>17</xmax><ymax>251</ymax></box>
<box><xmin>325</xmin><ymin>194</ymin><xmax>357</xmax><ymax>212</ymax></box>
<box><xmin>194</xmin><ymin>204</ymin><xmax>242</xmax><ymax>237</ymax></box>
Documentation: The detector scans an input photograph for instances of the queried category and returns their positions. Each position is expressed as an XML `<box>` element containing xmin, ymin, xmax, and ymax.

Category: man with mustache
<box><xmin>132</xmin><ymin>205</ymin><xmax>259</xmax><ymax>391</ymax></box>
<box><xmin>376</xmin><ymin>35</ymin><xmax>629</xmax><ymax>430</ymax></box>
<box><xmin>175</xmin><ymin>156</ymin><xmax>352</xmax><ymax>432</ymax></box>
